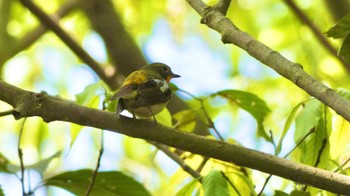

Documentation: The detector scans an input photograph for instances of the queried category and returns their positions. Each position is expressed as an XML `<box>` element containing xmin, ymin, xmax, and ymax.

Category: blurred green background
<box><xmin>1</xmin><ymin>0</ymin><xmax>350</xmax><ymax>195</ymax></box>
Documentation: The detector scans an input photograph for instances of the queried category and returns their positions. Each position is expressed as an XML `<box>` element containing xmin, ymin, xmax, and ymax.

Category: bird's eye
<box><xmin>162</xmin><ymin>66</ymin><xmax>169</xmax><ymax>72</ymax></box>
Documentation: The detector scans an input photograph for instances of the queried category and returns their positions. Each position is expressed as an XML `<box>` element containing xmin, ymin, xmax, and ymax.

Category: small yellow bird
<box><xmin>109</xmin><ymin>63</ymin><xmax>180</xmax><ymax>120</ymax></box>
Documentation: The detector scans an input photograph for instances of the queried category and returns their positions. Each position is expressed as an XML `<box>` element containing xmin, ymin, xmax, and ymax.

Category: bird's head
<box><xmin>142</xmin><ymin>63</ymin><xmax>180</xmax><ymax>82</ymax></box>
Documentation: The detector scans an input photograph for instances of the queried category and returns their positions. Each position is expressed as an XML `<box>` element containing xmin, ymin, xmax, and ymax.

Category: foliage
<box><xmin>1</xmin><ymin>0</ymin><xmax>350</xmax><ymax>195</ymax></box>
<box><xmin>326</xmin><ymin>13</ymin><xmax>350</xmax><ymax>64</ymax></box>
<box><xmin>43</xmin><ymin>169</ymin><xmax>151</xmax><ymax>196</ymax></box>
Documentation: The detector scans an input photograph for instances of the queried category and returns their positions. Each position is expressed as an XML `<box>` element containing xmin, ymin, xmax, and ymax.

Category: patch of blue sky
<box><xmin>238</xmin><ymin>53</ymin><xmax>279</xmax><ymax>79</ymax></box>
<box><xmin>144</xmin><ymin>19</ymin><xmax>232</xmax><ymax>96</ymax></box>
<box><xmin>82</xmin><ymin>32</ymin><xmax>108</xmax><ymax>63</ymax></box>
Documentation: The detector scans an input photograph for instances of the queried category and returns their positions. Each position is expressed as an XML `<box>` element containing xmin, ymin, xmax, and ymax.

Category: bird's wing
<box><xmin>109</xmin><ymin>84</ymin><xmax>137</xmax><ymax>100</ymax></box>
<box><xmin>133</xmin><ymin>79</ymin><xmax>172</xmax><ymax>107</ymax></box>
<box><xmin>109</xmin><ymin>70</ymin><xmax>151</xmax><ymax>100</ymax></box>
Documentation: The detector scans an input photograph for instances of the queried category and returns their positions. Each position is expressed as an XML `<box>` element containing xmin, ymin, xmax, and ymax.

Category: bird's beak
<box><xmin>167</xmin><ymin>73</ymin><xmax>180</xmax><ymax>82</ymax></box>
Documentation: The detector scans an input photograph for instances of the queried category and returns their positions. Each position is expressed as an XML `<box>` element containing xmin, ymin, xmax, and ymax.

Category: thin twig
<box><xmin>334</xmin><ymin>156</ymin><xmax>350</xmax><ymax>173</ymax></box>
<box><xmin>5</xmin><ymin>0</ymin><xmax>82</xmax><ymax>63</ymax></box>
<box><xmin>220</xmin><ymin>171</ymin><xmax>241</xmax><ymax>196</ymax></box>
<box><xmin>85</xmin><ymin>101</ymin><xmax>106</xmax><ymax>196</ymax></box>
<box><xmin>0</xmin><ymin>110</ymin><xmax>13</xmax><ymax>117</ymax></box>
<box><xmin>177</xmin><ymin>89</ymin><xmax>225</xmax><ymax>140</ymax></box>
<box><xmin>268</xmin><ymin>130</ymin><xmax>277</xmax><ymax>156</ymax></box>
<box><xmin>200</xmin><ymin>101</ymin><xmax>224</xmax><ymax>141</ymax></box>
<box><xmin>18</xmin><ymin>118</ymin><xmax>27</xmax><ymax>196</ymax></box>
<box><xmin>258</xmin><ymin>128</ymin><xmax>315</xmax><ymax>194</ymax></box>
<box><xmin>283</xmin><ymin>128</ymin><xmax>315</xmax><ymax>158</ymax></box>
<box><xmin>196</xmin><ymin>156</ymin><xmax>210</xmax><ymax>173</ymax></box>
<box><xmin>18</xmin><ymin>0</ymin><xmax>112</xmax><ymax>84</ymax></box>
<box><xmin>150</xmin><ymin>141</ymin><xmax>202</xmax><ymax>181</ymax></box>
<box><xmin>283</xmin><ymin>0</ymin><xmax>350</xmax><ymax>72</ymax></box>
<box><xmin>214</xmin><ymin>0</ymin><xmax>232</xmax><ymax>15</ymax></box>
<box><xmin>85</xmin><ymin>130</ymin><xmax>104</xmax><ymax>196</ymax></box>
<box><xmin>257</xmin><ymin>174</ymin><xmax>272</xmax><ymax>196</ymax></box>
<box><xmin>314</xmin><ymin>138</ymin><xmax>328</xmax><ymax>168</ymax></box>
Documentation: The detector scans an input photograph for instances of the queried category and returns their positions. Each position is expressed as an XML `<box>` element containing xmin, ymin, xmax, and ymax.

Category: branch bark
<box><xmin>186</xmin><ymin>0</ymin><xmax>350</xmax><ymax>124</ymax></box>
<box><xmin>1</xmin><ymin>80</ymin><xmax>350</xmax><ymax>194</ymax></box>
<box><xmin>80</xmin><ymin>0</ymin><xmax>208</xmax><ymax>135</ymax></box>
<box><xmin>283</xmin><ymin>0</ymin><xmax>350</xmax><ymax>72</ymax></box>
<box><xmin>0</xmin><ymin>0</ymin><xmax>81</xmax><ymax>67</ymax></box>
<box><xmin>18</xmin><ymin>0</ymin><xmax>113</xmax><ymax>85</ymax></box>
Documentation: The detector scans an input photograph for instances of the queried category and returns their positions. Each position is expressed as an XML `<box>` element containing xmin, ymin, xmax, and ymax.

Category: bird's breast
<box><xmin>153</xmin><ymin>79</ymin><xmax>169</xmax><ymax>92</ymax></box>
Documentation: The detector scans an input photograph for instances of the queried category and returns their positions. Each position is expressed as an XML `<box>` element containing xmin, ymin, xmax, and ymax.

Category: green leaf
<box><xmin>202</xmin><ymin>170</ymin><xmax>229</xmax><ymax>196</ymax></box>
<box><xmin>295</xmin><ymin>99</ymin><xmax>331</xmax><ymax>167</ymax></box>
<box><xmin>274</xmin><ymin>190</ymin><xmax>289</xmax><ymax>196</ymax></box>
<box><xmin>276</xmin><ymin>102</ymin><xmax>303</xmax><ymax>155</ymax></box>
<box><xmin>294</xmin><ymin>99</ymin><xmax>322</xmax><ymax>141</ymax></box>
<box><xmin>290</xmin><ymin>190</ymin><xmax>311</xmax><ymax>196</ymax></box>
<box><xmin>71</xmin><ymin>82</ymin><xmax>105</xmax><ymax>148</ymax></box>
<box><xmin>175</xmin><ymin>179</ymin><xmax>199</xmax><ymax>196</ymax></box>
<box><xmin>214</xmin><ymin>90</ymin><xmax>271</xmax><ymax>141</ymax></box>
<box><xmin>330</xmin><ymin>116</ymin><xmax>350</xmax><ymax>159</ymax></box>
<box><xmin>173</xmin><ymin>110</ymin><xmax>197</xmax><ymax>132</ymax></box>
<box><xmin>338</xmin><ymin>88</ymin><xmax>350</xmax><ymax>101</ymax></box>
<box><xmin>28</xmin><ymin>152</ymin><xmax>61</xmax><ymax>175</ymax></box>
<box><xmin>330</xmin><ymin>89</ymin><xmax>350</xmax><ymax>159</ymax></box>
<box><xmin>325</xmin><ymin>13</ymin><xmax>350</xmax><ymax>38</ymax></box>
<box><xmin>339</xmin><ymin>35</ymin><xmax>350</xmax><ymax>64</ymax></box>
<box><xmin>76</xmin><ymin>81</ymin><xmax>105</xmax><ymax>106</ymax></box>
<box><xmin>7</xmin><ymin>152</ymin><xmax>61</xmax><ymax>175</ymax></box>
<box><xmin>155</xmin><ymin>108</ymin><xmax>172</xmax><ymax>126</ymax></box>
<box><xmin>0</xmin><ymin>153</ymin><xmax>12</xmax><ymax>174</ymax></box>
<box><xmin>44</xmin><ymin>169</ymin><xmax>151</xmax><ymax>196</ymax></box>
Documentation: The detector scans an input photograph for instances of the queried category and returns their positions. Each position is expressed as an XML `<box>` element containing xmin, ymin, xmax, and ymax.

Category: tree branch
<box><xmin>283</xmin><ymin>0</ymin><xmax>350</xmax><ymax>72</ymax></box>
<box><xmin>185</xmin><ymin>0</ymin><xmax>350</xmax><ymax>124</ymax></box>
<box><xmin>80</xmin><ymin>0</ymin><xmax>208</xmax><ymax>135</ymax></box>
<box><xmin>149</xmin><ymin>141</ymin><xmax>202</xmax><ymax>180</ymax></box>
<box><xmin>18</xmin><ymin>0</ymin><xmax>113</xmax><ymax>85</ymax></box>
<box><xmin>1</xmin><ymin>81</ymin><xmax>350</xmax><ymax>194</ymax></box>
<box><xmin>0</xmin><ymin>0</ymin><xmax>81</xmax><ymax>67</ymax></box>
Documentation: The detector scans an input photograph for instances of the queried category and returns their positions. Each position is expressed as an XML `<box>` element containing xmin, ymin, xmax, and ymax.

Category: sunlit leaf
<box><xmin>75</xmin><ymin>81</ymin><xmax>105</xmax><ymax>106</ymax></box>
<box><xmin>325</xmin><ymin>13</ymin><xmax>350</xmax><ymax>38</ymax></box>
<box><xmin>276</xmin><ymin>102</ymin><xmax>303</xmax><ymax>155</ymax></box>
<box><xmin>71</xmin><ymin>82</ymin><xmax>104</xmax><ymax>148</ymax></box>
<box><xmin>330</xmin><ymin>89</ymin><xmax>350</xmax><ymax>159</ymax></box>
<box><xmin>175</xmin><ymin>179</ymin><xmax>199</xmax><ymax>196</ymax></box>
<box><xmin>173</xmin><ymin>109</ymin><xmax>197</xmax><ymax>132</ymax></box>
<box><xmin>295</xmin><ymin>99</ymin><xmax>331</xmax><ymax>167</ymax></box>
<box><xmin>7</xmin><ymin>152</ymin><xmax>61</xmax><ymax>175</ymax></box>
<box><xmin>294</xmin><ymin>99</ymin><xmax>321</xmax><ymax>141</ymax></box>
<box><xmin>27</xmin><ymin>151</ymin><xmax>61</xmax><ymax>175</ymax></box>
<box><xmin>213</xmin><ymin>90</ymin><xmax>271</xmax><ymax>141</ymax></box>
<box><xmin>44</xmin><ymin>169</ymin><xmax>150</xmax><ymax>196</ymax></box>
<box><xmin>330</xmin><ymin>116</ymin><xmax>350</xmax><ymax>160</ymax></box>
<box><xmin>202</xmin><ymin>170</ymin><xmax>229</xmax><ymax>196</ymax></box>
<box><xmin>155</xmin><ymin>108</ymin><xmax>172</xmax><ymax>126</ymax></box>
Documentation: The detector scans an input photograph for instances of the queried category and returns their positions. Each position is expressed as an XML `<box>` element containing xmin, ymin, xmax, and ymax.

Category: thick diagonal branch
<box><xmin>186</xmin><ymin>0</ymin><xmax>350</xmax><ymax>123</ymax></box>
<box><xmin>18</xmin><ymin>0</ymin><xmax>112</xmax><ymax>85</ymax></box>
<box><xmin>1</xmin><ymin>81</ymin><xmax>350</xmax><ymax>194</ymax></box>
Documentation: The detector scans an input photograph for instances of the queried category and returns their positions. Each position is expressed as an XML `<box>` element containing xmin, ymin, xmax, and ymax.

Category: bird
<box><xmin>109</xmin><ymin>62</ymin><xmax>180</xmax><ymax>121</ymax></box>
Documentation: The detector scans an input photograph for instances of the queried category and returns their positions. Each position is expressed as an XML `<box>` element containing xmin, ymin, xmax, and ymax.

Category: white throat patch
<box><xmin>153</xmin><ymin>79</ymin><xmax>169</xmax><ymax>92</ymax></box>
